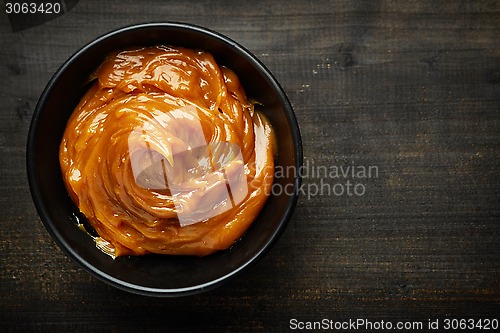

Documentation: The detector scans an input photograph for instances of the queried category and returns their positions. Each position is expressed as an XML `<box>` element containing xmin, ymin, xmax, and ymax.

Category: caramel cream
<box><xmin>60</xmin><ymin>46</ymin><xmax>275</xmax><ymax>257</ymax></box>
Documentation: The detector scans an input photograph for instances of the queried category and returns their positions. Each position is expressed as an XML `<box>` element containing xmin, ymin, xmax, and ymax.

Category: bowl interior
<box><xmin>27</xmin><ymin>23</ymin><xmax>302</xmax><ymax>296</ymax></box>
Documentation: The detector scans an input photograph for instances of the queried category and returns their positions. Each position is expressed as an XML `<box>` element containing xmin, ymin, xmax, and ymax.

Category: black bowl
<box><xmin>27</xmin><ymin>22</ymin><xmax>302</xmax><ymax>297</ymax></box>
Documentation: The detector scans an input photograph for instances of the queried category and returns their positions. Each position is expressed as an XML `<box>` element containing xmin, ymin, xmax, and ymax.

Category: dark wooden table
<box><xmin>1</xmin><ymin>1</ymin><xmax>499</xmax><ymax>331</ymax></box>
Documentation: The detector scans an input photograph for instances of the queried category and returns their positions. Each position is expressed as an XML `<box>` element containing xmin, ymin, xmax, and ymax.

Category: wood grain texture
<box><xmin>1</xmin><ymin>0</ymin><xmax>499</xmax><ymax>331</ymax></box>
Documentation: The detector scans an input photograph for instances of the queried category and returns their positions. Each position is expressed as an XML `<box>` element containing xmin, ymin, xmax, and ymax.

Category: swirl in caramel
<box><xmin>59</xmin><ymin>46</ymin><xmax>275</xmax><ymax>257</ymax></box>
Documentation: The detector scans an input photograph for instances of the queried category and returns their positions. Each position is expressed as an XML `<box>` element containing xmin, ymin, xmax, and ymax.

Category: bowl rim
<box><xmin>26</xmin><ymin>21</ymin><xmax>303</xmax><ymax>297</ymax></box>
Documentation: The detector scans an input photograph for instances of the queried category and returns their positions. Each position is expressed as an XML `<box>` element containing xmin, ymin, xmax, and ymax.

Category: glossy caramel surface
<box><xmin>60</xmin><ymin>46</ymin><xmax>275</xmax><ymax>257</ymax></box>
